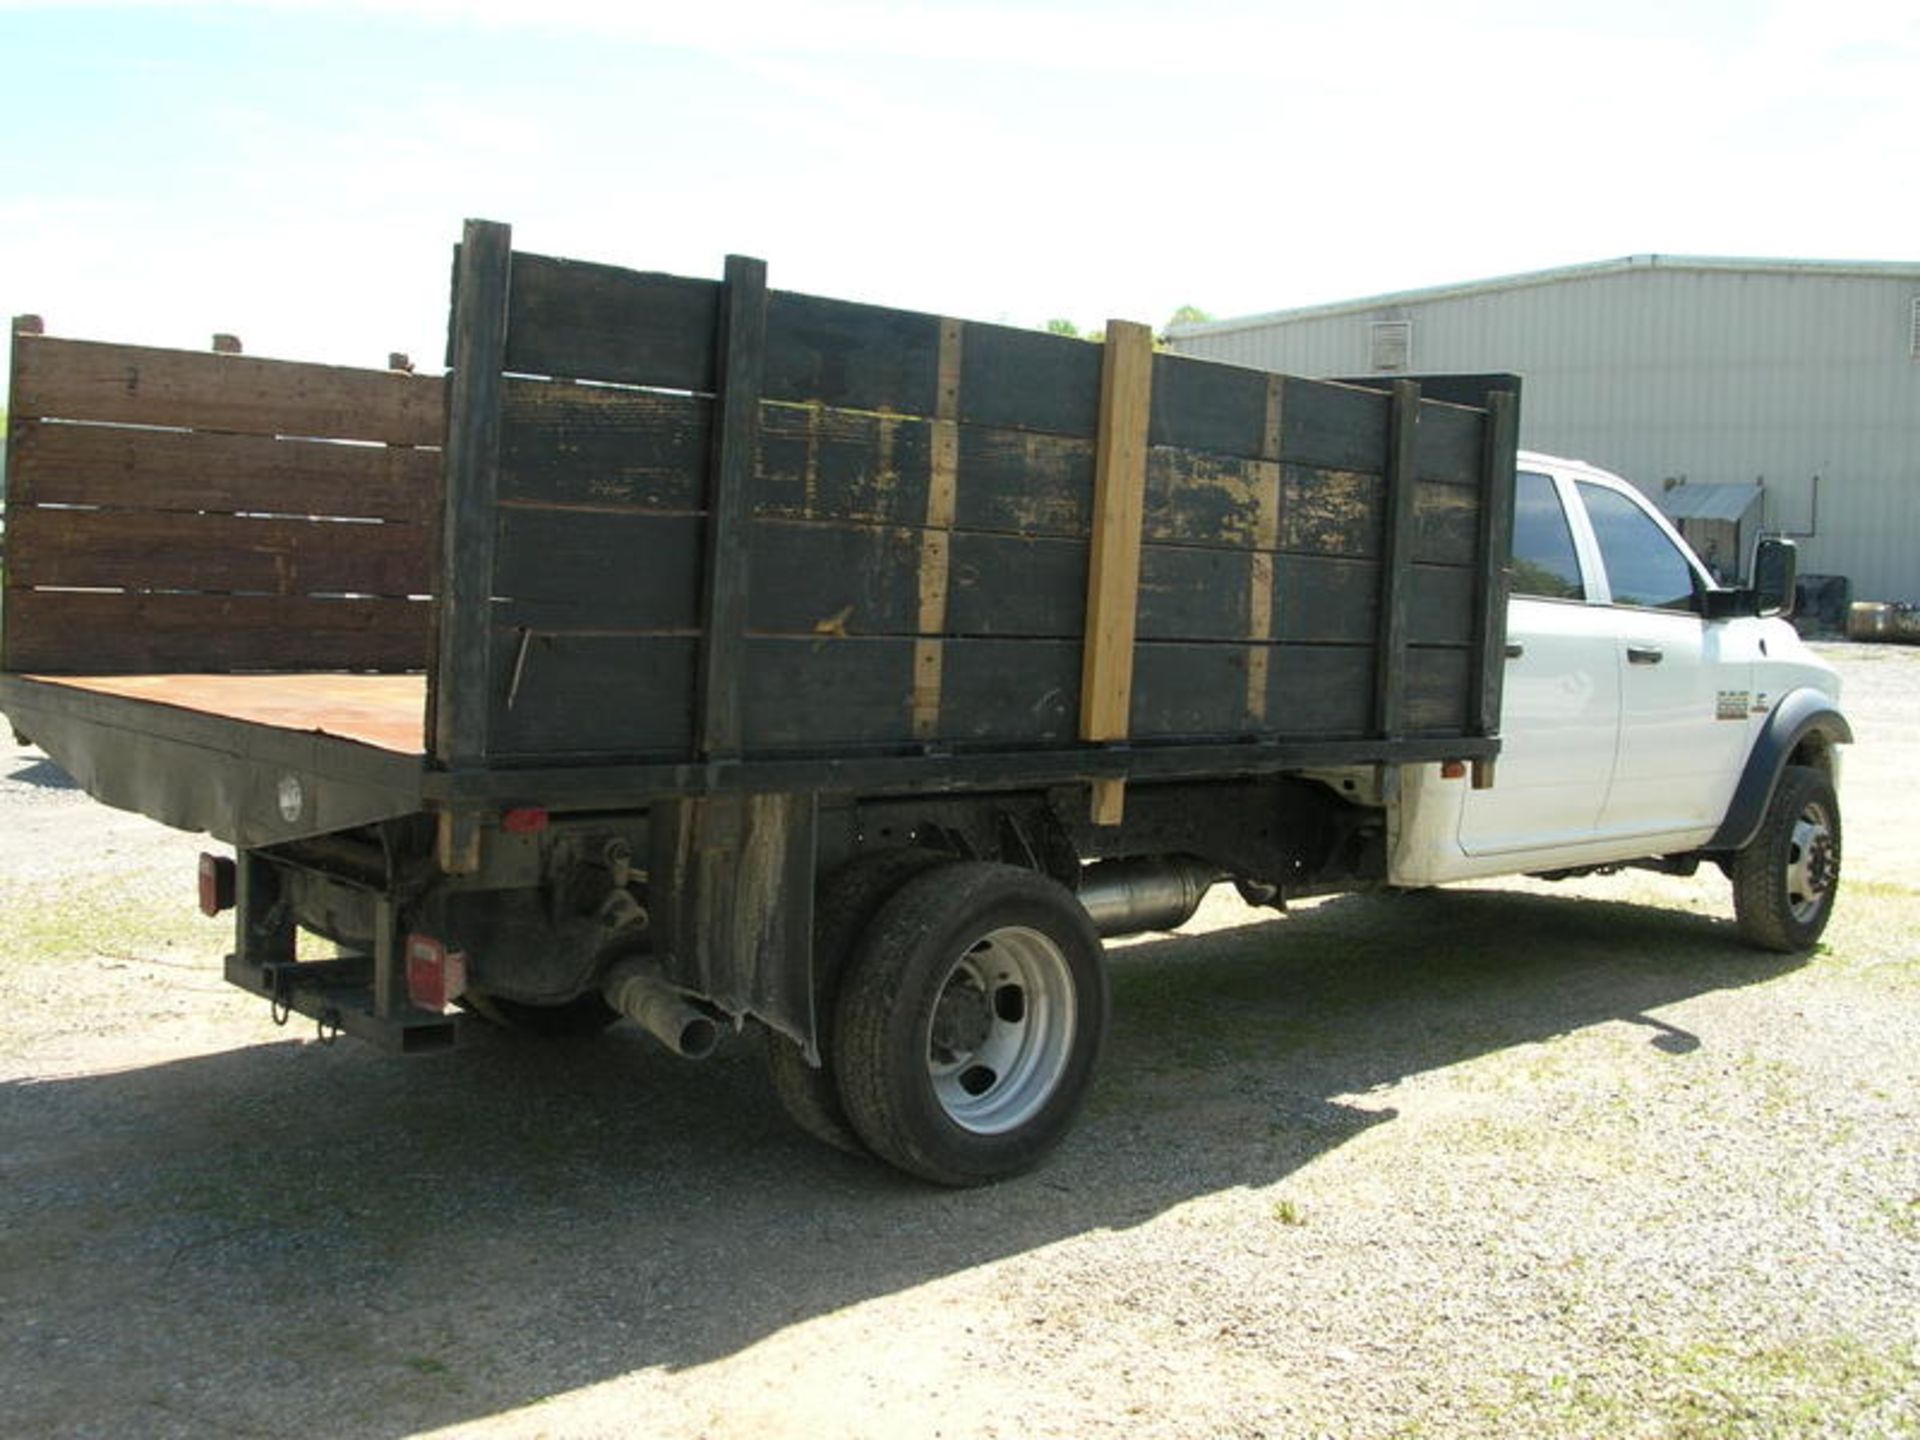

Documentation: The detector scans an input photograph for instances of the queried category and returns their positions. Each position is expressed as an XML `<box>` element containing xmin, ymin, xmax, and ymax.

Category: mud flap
<box><xmin>649</xmin><ymin>792</ymin><xmax>817</xmax><ymax>1051</ymax></box>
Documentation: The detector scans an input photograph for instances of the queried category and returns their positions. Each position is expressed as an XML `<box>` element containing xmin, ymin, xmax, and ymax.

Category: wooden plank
<box><xmin>8</xmin><ymin>507</ymin><xmax>429</xmax><ymax>597</ymax></box>
<box><xmin>1078</xmin><ymin>320</ymin><xmax>1154</xmax><ymax>744</ymax></box>
<box><xmin>947</xmin><ymin>533</ymin><xmax>1085</xmax><ymax>638</ymax></box>
<box><xmin>1148</xmin><ymin>351</ymin><xmax>1270</xmax><ymax>457</ymax></box>
<box><xmin>940</xmin><ymin>638</ymin><xmax>1080</xmax><ymax>744</ymax></box>
<box><xmin>499</xmin><ymin>379</ymin><xmax>709</xmax><ymax>511</ymax></box>
<box><xmin>1414</xmin><ymin>401</ymin><xmax>1486</xmax><ymax>487</ymax></box>
<box><xmin>503</xmin><ymin>251</ymin><xmax>719</xmax><ymax>391</ymax></box>
<box><xmin>1413</xmin><ymin>480</ymin><xmax>1480</xmax><ymax>565</ymax></box>
<box><xmin>1131</xmin><ymin>643</ymin><xmax>1256</xmax><ymax>738</ymax></box>
<box><xmin>1281</xmin><ymin>464</ymin><xmax>1383</xmax><ymax>558</ymax></box>
<box><xmin>1406</xmin><ymin>646</ymin><xmax>1472</xmax><ymax>734</ymax></box>
<box><xmin>953</xmin><ymin>427</ymin><xmax>1094</xmax><ymax>537</ymax></box>
<box><xmin>494</xmin><ymin>508</ymin><xmax>702</xmax><ymax>629</ymax></box>
<box><xmin>8</xmin><ymin>420</ymin><xmax>440</xmax><ymax>522</ymax></box>
<box><xmin>913</xmin><ymin>319</ymin><xmax>962</xmax><ymax>739</ymax></box>
<box><xmin>1275</xmin><ymin>377</ymin><xmax>1392</xmax><ymax>473</ymax></box>
<box><xmin>960</xmin><ymin>432</ymin><xmax>1381</xmax><ymax>554</ymax></box>
<box><xmin>1373</xmin><ymin>380</ymin><xmax>1422</xmax><ymax>738</ymax></box>
<box><xmin>1</xmin><ymin>591</ymin><xmax>429</xmax><ymax>673</ymax></box>
<box><xmin>746</xmin><ymin>520</ymin><xmax>923</xmax><ymax>637</ymax></box>
<box><xmin>434</xmin><ymin>218</ymin><xmax>513</xmax><ymax>767</ymax></box>
<box><xmin>1145</xmin><ymin>448</ymin><xmax>1279</xmax><ymax>548</ymax></box>
<box><xmin>1266</xmin><ymin>645</ymin><xmax>1372</xmax><ymax>737</ymax></box>
<box><xmin>1246</xmin><ymin>551</ymin><xmax>1274</xmax><ymax>725</ymax></box>
<box><xmin>1138</xmin><ymin>546</ymin><xmax>1254</xmax><ymax>642</ymax></box>
<box><xmin>1274</xmin><ymin>556</ymin><xmax>1379</xmax><ymax>644</ymax></box>
<box><xmin>743</xmin><ymin>636</ymin><xmax>915</xmax><ymax>749</ymax></box>
<box><xmin>1408</xmin><ymin>563</ymin><xmax>1477</xmax><ymax>647</ymax></box>
<box><xmin>12</xmin><ymin>334</ymin><xmax>443</xmax><ymax>446</ymax></box>
<box><xmin>696</xmin><ymin>255</ymin><xmax>770</xmax><ymax>761</ymax></box>
<box><xmin>758</xmin><ymin>402</ymin><xmax>932</xmax><ymax>527</ymax></box>
<box><xmin>467</xmin><ymin>628</ymin><xmax>1479</xmax><ymax>761</ymax></box>
<box><xmin>486</xmin><ymin>632</ymin><xmax>698</xmax><ymax>757</ymax></box>
<box><xmin>958</xmin><ymin>321</ymin><xmax>1102</xmax><ymax>438</ymax></box>
<box><xmin>763</xmin><ymin>290</ymin><xmax>942</xmax><ymax>415</ymax></box>
<box><xmin>740</xmin><ymin>524</ymin><xmax>1416</xmax><ymax>648</ymax></box>
<box><xmin>1246</xmin><ymin>377</ymin><xmax>1283</xmax><ymax>725</ymax></box>
<box><xmin>1080</xmin><ymin>320</ymin><xmax>1154</xmax><ymax>824</ymax></box>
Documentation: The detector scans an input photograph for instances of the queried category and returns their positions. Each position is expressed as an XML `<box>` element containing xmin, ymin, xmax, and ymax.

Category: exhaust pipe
<box><xmin>602</xmin><ymin>960</ymin><xmax>720</xmax><ymax>1060</ymax></box>
<box><xmin>1076</xmin><ymin>857</ymin><xmax>1222</xmax><ymax>937</ymax></box>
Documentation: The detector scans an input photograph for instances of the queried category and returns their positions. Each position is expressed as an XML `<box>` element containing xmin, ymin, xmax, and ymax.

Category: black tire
<box><xmin>764</xmin><ymin>848</ymin><xmax>951</xmax><ymax>1155</ymax></box>
<box><xmin>462</xmin><ymin>990</ymin><xmax>622</xmax><ymax>1037</ymax></box>
<box><xmin>833</xmin><ymin>862</ymin><xmax>1108</xmax><ymax>1187</ymax></box>
<box><xmin>1731</xmin><ymin>764</ymin><xmax>1841</xmax><ymax>953</ymax></box>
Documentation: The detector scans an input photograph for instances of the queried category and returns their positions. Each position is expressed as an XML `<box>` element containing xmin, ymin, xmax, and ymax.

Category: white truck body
<box><xmin>1392</xmin><ymin>450</ymin><xmax>1842</xmax><ymax>889</ymax></box>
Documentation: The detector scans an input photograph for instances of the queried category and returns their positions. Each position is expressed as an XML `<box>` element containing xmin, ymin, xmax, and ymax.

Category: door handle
<box><xmin>1504</xmin><ymin>643</ymin><xmax>1525</xmax><ymax>660</ymax></box>
<box><xmin>1626</xmin><ymin>644</ymin><xmax>1664</xmax><ymax>665</ymax></box>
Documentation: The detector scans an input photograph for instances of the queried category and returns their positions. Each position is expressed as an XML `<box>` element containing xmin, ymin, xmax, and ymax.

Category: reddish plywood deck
<box><xmin>32</xmin><ymin>674</ymin><xmax>429</xmax><ymax>755</ymax></box>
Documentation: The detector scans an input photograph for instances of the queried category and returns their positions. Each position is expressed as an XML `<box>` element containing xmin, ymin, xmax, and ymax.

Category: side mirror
<box><xmin>1751</xmin><ymin>536</ymin><xmax>1797</xmax><ymax>619</ymax></box>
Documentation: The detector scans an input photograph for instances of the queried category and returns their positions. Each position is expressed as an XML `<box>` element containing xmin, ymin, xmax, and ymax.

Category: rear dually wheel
<box><xmin>832</xmin><ymin>862</ymin><xmax>1108</xmax><ymax>1187</ymax></box>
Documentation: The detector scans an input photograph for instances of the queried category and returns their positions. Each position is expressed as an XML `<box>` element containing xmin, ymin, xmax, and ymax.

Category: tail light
<box><xmin>198</xmin><ymin>853</ymin><xmax>237</xmax><ymax>916</ymax></box>
<box><xmin>406</xmin><ymin>934</ymin><xmax>468</xmax><ymax>1013</ymax></box>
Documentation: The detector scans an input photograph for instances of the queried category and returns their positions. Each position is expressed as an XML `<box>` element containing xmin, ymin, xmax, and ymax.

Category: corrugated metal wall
<box><xmin>1170</xmin><ymin>266</ymin><xmax>1920</xmax><ymax>602</ymax></box>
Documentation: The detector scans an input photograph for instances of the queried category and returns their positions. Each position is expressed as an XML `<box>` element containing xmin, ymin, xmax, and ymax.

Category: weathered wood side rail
<box><xmin>3</xmin><ymin>323</ymin><xmax>442</xmax><ymax>673</ymax></box>
<box><xmin>438</xmin><ymin>220</ymin><xmax>1513</xmax><ymax>770</ymax></box>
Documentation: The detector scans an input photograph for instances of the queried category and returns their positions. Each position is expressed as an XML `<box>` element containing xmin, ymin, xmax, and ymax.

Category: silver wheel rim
<box><xmin>1784</xmin><ymin>798</ymin><xmax>1838</xmax><ymax>924</ymax></box>
<box><xmin>925</xmin><ymin>925</ymin><xmax>1077</xmax><ymax>1135</ymax></box>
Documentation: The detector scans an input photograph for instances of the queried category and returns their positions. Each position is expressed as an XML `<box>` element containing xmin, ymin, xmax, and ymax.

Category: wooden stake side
<box><xmin>1079</xmin><ymin>319</ymin><xmax>1154</xmax><ymax>824</ymax></box>
<box><xmin>695</xmin><ymin>254</ymin><xmax>771</xmax><ymax>763</ymax></box>
<box><xmin>913</xmin><ymin>318</ymin><xmax>963</xmax><ymax>741</ymax></box>
<box><xmin>432</xmin><ymin>218</ymin><xmax>513</xmax><ymax>779</ymax></box>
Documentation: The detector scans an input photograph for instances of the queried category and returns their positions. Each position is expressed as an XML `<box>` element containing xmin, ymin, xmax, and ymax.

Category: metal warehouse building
<box><xmin>1166</xmin><ymin>257</ymin><xmax>1920</xmax><ymax>604</ymax></box>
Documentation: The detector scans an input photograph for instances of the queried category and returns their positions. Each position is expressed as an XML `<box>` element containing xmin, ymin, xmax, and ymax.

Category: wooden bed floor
<box><xmin>32</xmin><ymin>674</ymin><xmax>429</xmax><ymax>755</ymax></box>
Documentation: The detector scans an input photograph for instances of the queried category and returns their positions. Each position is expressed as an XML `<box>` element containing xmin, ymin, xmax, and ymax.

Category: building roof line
<box><xmin>1167</xmin><ymin>254</ymin><xmax>1920</xmax><ymax>340</ymax></box>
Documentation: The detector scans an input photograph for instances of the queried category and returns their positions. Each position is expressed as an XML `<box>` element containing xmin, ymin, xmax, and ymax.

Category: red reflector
<box><xmin>501</xmin><ymin>806</ymin><xmax>549</xmax><ymax>835</ymax></box>
<box><xmin>406</xmin><ymin>934</ymin><xmax>468</xmax><ymax>1013</ymax></box>
<box><xmin>1440</xmin><ymin>760</ymin><xmax>1468</xmax><ymax>781</ymax></box>
<box><xmin>198</xmin><ymin>853</ymin><xmax>237</xmax><ymax>916</ymax></box>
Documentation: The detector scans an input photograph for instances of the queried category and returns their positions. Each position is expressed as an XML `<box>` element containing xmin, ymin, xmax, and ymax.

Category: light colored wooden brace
<box><xmin>1079</xmin><ymin>319</ymin><xmax>1154</xmax><ymax>825</ymax></box>
<box><xmin>912</xmin><ymin>318</ymin><xmax>963</xmax><ymax>740</ymax></box>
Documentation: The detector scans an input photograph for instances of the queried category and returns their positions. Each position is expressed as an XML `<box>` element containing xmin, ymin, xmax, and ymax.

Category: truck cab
<box><xmin>1394</xmin><ymin>451</ymin><xmax>1845</xmax><ymax>907</ymax></box>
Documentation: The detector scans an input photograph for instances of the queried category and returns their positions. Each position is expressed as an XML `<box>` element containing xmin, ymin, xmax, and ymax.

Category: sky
<box><xmin>2</xmin><ymin>0</ymin><xmax>1916</xmax><ymax>372</ymax></box>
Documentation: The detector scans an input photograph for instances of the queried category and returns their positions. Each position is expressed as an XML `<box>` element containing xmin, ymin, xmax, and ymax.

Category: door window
<box><xmin>1577</xmin><ymin>481</ymin><xmax>1697</xmax><ymax>610</ymax></box>
<box><xmin>1511</xmin><ymin>471</ymin><xmax>1585</xmax><ymax>600</ymax></box>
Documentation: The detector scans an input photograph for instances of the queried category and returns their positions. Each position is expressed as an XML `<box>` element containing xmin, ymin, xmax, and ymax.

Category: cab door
<box><xmin>1574</xmin><ymin>479</ymin><xmax>1753</xmax><ymax>841</ymax></box>
<box><xmin>1458</xmin><ymin>469</ymin><xmax>1621</xmax><ymax>856</ymax></box>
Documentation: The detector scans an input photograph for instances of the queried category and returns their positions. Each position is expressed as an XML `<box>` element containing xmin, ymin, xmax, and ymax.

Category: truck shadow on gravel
<box><xmin>3</xmin><ymin>754</ymin><xmax>78</xmax><ymax>791</ymax></box>
<box><xmin>0</xmin><ymin>886</ymin><xmax>1801</xmax><ymax>1437</ymax></box>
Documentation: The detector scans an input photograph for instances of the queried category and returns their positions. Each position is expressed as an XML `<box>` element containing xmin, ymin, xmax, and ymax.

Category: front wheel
<box><xmin>833</xmin><ymin>863</ymin><xmax>1108</xmax><ymax>1187</ymax></box>
<box><xmin>1731</xmin><ymin>764</ymin><xmax>1841</xmax><ymax>953</ymax></box>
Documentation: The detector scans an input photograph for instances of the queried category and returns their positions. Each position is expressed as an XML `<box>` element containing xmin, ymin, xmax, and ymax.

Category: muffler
<box><xmin>601</xmin><ymin>959</ymin><xmax>720</xmax><ymax>1059</ymax></box>
<box><xmin>1076</xmin><ymin>856</ymin><xmax>1222</xmax><ymax>937</ymax></box>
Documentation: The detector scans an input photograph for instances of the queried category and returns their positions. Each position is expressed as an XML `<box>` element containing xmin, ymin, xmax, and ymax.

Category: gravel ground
<box><xmin>0</xmin><ymin>645</ymin><xmax>1915</xmax><ymax>1439</ymax></box>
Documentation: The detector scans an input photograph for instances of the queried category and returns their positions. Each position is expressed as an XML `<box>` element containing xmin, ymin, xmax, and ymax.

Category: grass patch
<box><xmin>1482</xmin><ymin>1333</ymin><xmax>1918</xmax><ymax>1437</ymax></box>
<box><xmin>0</xmin><ymin>870</ymin><xmax>224</xmax><ymax>974</ymax></box>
